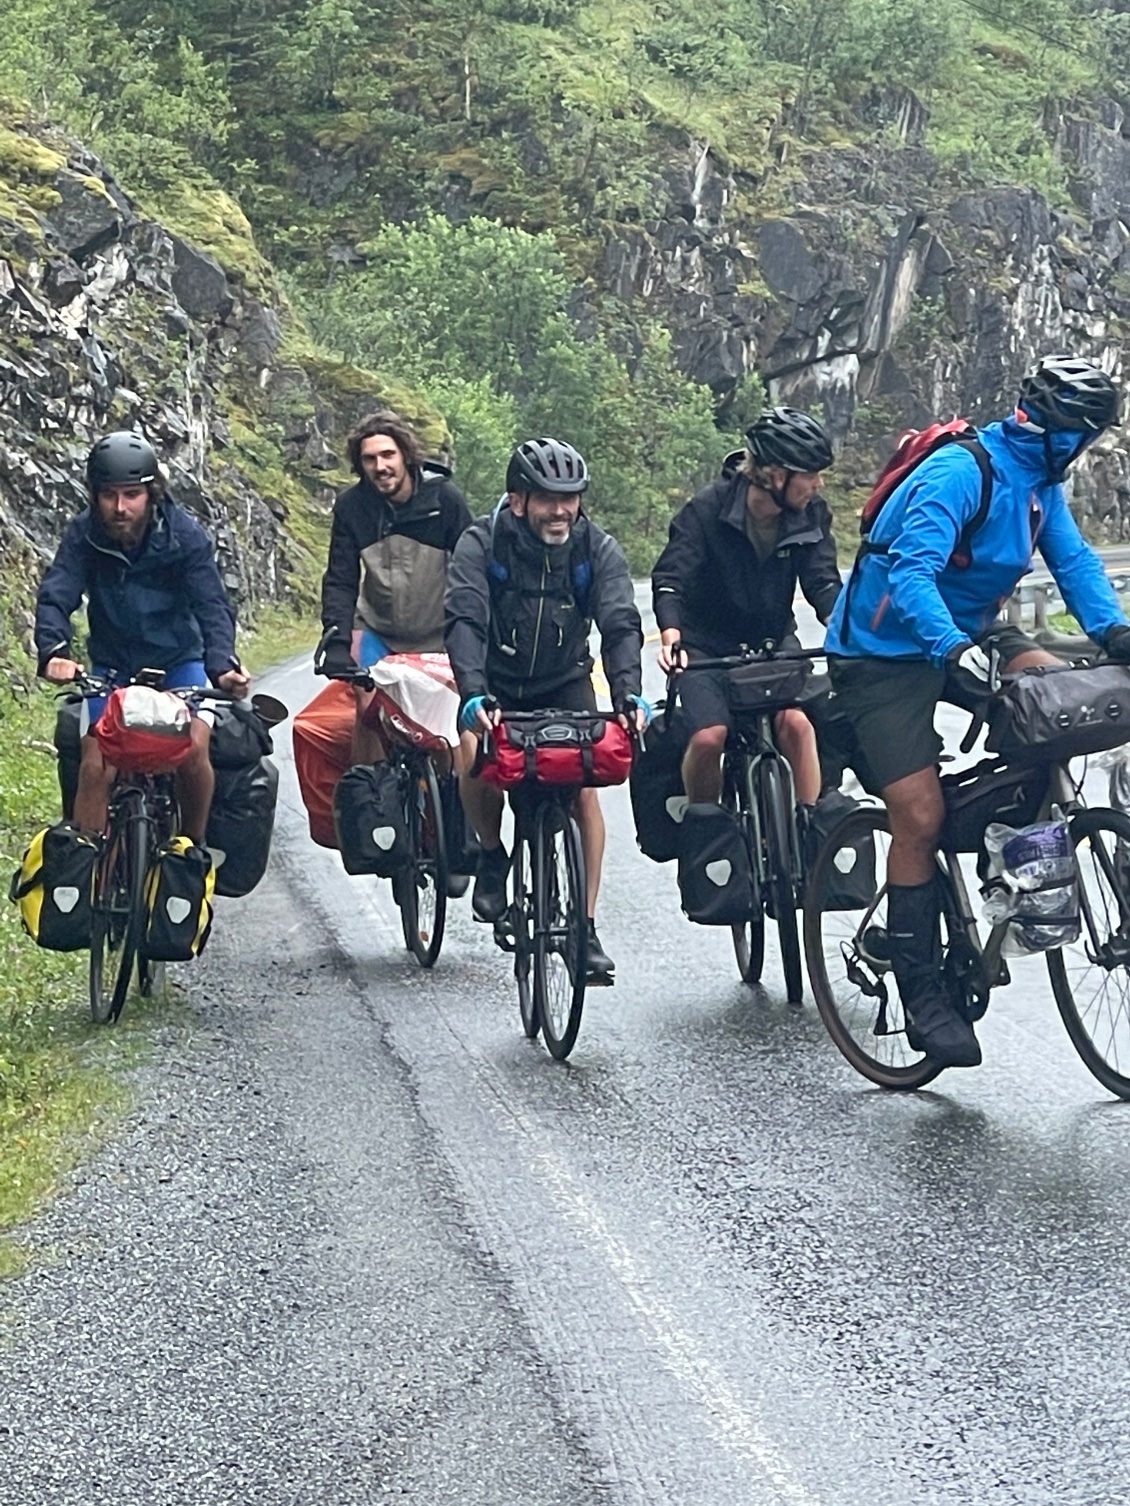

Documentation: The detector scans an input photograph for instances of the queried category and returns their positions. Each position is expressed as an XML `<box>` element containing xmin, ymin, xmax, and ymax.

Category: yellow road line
<box><xmin>593</xmin><ymin>630</ymin><xmax>660</xmax><ymax>695</ymax></box>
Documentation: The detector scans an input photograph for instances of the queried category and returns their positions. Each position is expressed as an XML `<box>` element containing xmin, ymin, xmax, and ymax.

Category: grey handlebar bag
<box><xmin>987</xmin><ymin>663</ymin><xmax>1130</xmax><ymax>763</ymax></box>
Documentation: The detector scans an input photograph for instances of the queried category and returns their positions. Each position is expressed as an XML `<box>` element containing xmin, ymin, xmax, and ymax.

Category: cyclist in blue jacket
<box><xmin>825</xmin><ymin>355</ymin><xmax>1130</xmax><ymax>1068</ymax></box>
<box><xmin>35</xmin><ymin>431</ymin><xmax>250</xmax><ymax>842</ymax></box>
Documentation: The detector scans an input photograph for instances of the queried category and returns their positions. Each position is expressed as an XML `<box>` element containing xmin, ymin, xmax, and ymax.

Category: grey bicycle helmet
<box><xmin>746</xmin><ymin>407</ymin><xmax>834</xmax><ymax>472</ymax></box>
<box><xmin>506</xmin><ymin>437</ymin><xmax>589</xmax><ymax>495</ymax></box>
<box><xmin>86</xmin><ymin>431</ymin><xmax>160</xmax><ymax>489</ymax></box>
<box><xmin>1017</xmin><ymin>356</ymin><xmax>1120</xmax><ymax>433</ymax></box>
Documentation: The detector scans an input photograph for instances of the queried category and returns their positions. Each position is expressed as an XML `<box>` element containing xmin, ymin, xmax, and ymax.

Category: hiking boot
<box><xmin>585</xmin><ymin>920</ymin><xmax>615</xmax><ymax>984</ymax></box>
<box><xmin>446</xmin><ymin>872</ymin><xmax>471</xmax><ymax>900</ymax></box>
<box><xmin>887</xmin><ymin>879</ymin><xmax>981</xmax><ymax>1070</ymax></box>
<box><xmin>472</xmin><ymin>844</ymin><xmax>510</xmax><ymax>922</ymax></box>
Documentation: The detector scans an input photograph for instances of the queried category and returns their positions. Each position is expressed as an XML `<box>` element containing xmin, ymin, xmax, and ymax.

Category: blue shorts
<box><xmin>80</xmin><ymin>660</ymin><xmax>209</xmax><ymax>734</ymax></box>
<box><xmin>351</xmin><ymin>628</ymin><xmax>392</xmax><ymax>669</ymax></box>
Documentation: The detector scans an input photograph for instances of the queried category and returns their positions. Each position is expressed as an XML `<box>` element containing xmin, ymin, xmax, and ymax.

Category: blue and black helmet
<box><xmin>1018</xmin><ymin>356</ymin><xmax>1120</xmax><ymax>433</ymax></box>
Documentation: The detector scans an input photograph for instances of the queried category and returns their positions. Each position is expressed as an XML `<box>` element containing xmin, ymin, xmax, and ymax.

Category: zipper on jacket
<box><xmin>528</xmin><ymin>552</ymin><xmax>548</xmax><ymax>687</ymax></box>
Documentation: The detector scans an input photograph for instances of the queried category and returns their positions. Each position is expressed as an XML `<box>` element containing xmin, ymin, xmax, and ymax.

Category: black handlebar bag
<box><xmin>986</xmin><ymin>663</ymin><xmax>1130</xmax><ymax>763</ymax></box>
<box><xmin>725</xmin><ymin>658</ymin><xmax>813</xmax><ymax>714</ymax></box>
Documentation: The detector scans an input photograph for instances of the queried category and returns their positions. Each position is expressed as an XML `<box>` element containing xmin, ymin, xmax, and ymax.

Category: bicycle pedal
<box><xmin>492</xmin><ymin>916</ymin><xmax>517</xmax><ymax>952</ymax></box>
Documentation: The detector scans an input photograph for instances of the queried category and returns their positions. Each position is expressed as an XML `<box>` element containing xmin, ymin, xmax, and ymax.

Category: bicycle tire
<box><xmin>759</xmin><ymin>756</ymin><xmax>804</xmax><ymax>1004</ymax></box>
<box><xmin>1048</xmin><ymin>807</ymin><xmax>1130</xmax><ymax>1099</ymax></box>
<box><xmin>399</xmin><ymin>758</ymin><xmax>448</xmax><ymax>970</ymax></box>
<box><xmin>512</xmin><ymin>828</ymin><xmax>538</xmax><ymax>1038</ymax></box>
<box><xmin>724</xmin><ymin>761</ymin><xmax>765</xmax><ymax>985</ymax></box>
<box><xmin>90</xmin><ymin>792</ymin><xmax>148</xmax><ymax>1025</ymax></box>
<box><xmin>534</xmin><ymin>802</ymin><xmax>587</xmax><ymax>1060</ymax></box>
<box><xmin>803</xmin><ymin>807</ymin><xmax>941</xmax><ymax>1090</ymax></box>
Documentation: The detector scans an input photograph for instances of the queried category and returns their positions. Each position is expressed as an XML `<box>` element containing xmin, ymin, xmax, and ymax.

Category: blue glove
<box><xmin>615</xmin><ymin>693</ymin><xmax>654</xmax><ymax>726</ymax></box>
<box><xmin>459</xmin><ymin>695</ymin><xmax>488</xmax><ymax>733</ymax></box>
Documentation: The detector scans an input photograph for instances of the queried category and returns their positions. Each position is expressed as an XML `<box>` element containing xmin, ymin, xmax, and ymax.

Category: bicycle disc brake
<box><xmin>841</xmin><ymin>941</ymin><xmax>893</xmax><ymax>1035</ymax></box>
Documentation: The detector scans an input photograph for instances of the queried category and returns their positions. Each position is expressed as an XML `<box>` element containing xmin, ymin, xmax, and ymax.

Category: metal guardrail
<box><xmin>1009</xmin><ymin>569</ymin><xmax>1130</xmax><ymax>631</ymax></box>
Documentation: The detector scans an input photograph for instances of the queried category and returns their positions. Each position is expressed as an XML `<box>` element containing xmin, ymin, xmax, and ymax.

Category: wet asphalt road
<box><xmin>4</xmin><ymin>620</ymin><xmax>1130</xmax><ymax>1503</ymax></box>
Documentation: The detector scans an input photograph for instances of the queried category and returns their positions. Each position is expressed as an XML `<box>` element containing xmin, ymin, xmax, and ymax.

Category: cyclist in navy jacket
<box><xmin>825</xmin><ymin>356</ymin><xmax>1130</xmax><ymax>1068</ymax></box>
<box><xmin>36</xmin><ymin>431</ymin><xmax>249</xmax><ymax>842</ymax></box>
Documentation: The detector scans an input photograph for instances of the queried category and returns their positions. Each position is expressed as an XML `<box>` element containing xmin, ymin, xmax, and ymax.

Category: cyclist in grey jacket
<box><xmin>445</xmin><ymin>438</ymin><xmax>645</xmax><ymax>982</ymax></box>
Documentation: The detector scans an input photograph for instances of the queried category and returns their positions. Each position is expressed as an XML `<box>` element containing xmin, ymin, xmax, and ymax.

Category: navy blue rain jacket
<box><xmin>34</xmin><ymin>495</ymin><xmax>238</xmax><ymax>681</ymax></box>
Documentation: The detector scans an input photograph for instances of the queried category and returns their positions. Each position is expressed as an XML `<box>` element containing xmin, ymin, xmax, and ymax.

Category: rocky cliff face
<box><xmin>599</xmin><ymin>99</ymin><xmax>1130</xmax><ymax>537</ymax></box>
<box><xmin>0</xmin><ymin>111</ymin><xmax>445</xmax><ymax>660</ymax></box>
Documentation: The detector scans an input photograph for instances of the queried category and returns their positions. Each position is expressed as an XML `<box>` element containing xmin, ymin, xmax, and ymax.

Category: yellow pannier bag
<box><xmin>142</xmin><ymin>837</ymin><xmax>215</xmax><ymax>961</ymax></box>
<box><xmin>8</xmin><ymin>823</ymin><xmax>99</xmax><ymax>951</ymax></box>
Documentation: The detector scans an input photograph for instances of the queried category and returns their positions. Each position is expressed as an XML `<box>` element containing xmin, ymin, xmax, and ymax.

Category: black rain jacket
<box><xmin>651</xmin><ymin>469</ymin><xmax>841</xmax><ymax>655</ymax></box>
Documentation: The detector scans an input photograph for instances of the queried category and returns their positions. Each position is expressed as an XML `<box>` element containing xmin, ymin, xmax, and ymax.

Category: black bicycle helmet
<box><xmin>1017</xmin><ymin>355</ymin><xmax>1120</xmax><ymax>433</ymax></box>
<box><xmin>506</xmin><ymin>437</ymin><xmax>589</xmax><ymax>495</ymax></box>
<box><xmin>745</xmin><ymin>406</ymin><xmax>834</xmax><ymax>472</ymax></box>
<box><xmin>86</xmin><ymin>431</ymin><xmax>160</xmax><ymax>490</ymax></box>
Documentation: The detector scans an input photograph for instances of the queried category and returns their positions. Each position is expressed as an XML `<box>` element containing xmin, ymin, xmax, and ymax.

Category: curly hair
<box><xmin>346</xmin><ymin>410</ymin><xmax>425</xmax><ymax>479</ymax></box>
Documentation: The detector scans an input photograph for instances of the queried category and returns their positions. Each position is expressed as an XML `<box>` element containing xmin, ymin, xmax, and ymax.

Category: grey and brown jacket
<box><xmin>320</xmin><ymin>464</ymin><xmax>473</xmax><ymax>655</ymax></box>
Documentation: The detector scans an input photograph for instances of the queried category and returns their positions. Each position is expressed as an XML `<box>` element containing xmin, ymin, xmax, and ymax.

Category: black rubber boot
<box><xmin>472</xmin><ymin>843</ymin><xmax>510</xmax><ymax>922</ymax></box>
<box><xmin>886</xmin><ymin>880</ymin><xmax>982</xmax><ymax>1069</ymax></box>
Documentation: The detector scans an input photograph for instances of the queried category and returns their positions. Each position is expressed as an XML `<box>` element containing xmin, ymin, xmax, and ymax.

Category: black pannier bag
<box><xmin>54</xmin><ymin>698</ymin><xmax>83</xmax><ymax>820</ymax></box>
<box><xmin>987</xmin><ymin>663</ymin><xmax>1130</xmax><ymax>762</ymax></box>
<box><xmin>806</xmin><ymin>791</ymin><xmax>877</xmax><ymax>910</ymax></box>
<box><xmin>333</xmin><ymin>763</ymin><xmax>411</xmax><ymax>877</ymax></box>
<box><xmin>208</xmin><ymin>700</ymin><xmax>275</xmax><ymax>769</ymax></box>
<box><xmin>629</xmin><ymin>702</ymin><xmax>690</xmax><ymax>863</ymax></box>
<box><xmin>940</xmin><ymin>757</ymin><xmax>1049</xmax><ymax>857</ymax></box>
<box><xmin>726</xmin><ymin>657</ymin><xmax>812</xmax><ymax>714</ymax></box>
<box><xmin>676</xmin><ymin>802</ymin><xmax>755</xmax><ymax>925</ymax></box>
<box><xmin>206</xmin><ymin>756</ymin><xmax>280</xmax><ymax>898</ymax></box>
<box><xmin>9</xmin><ymin>822</ymin><xmax>99</xmax><ymax>951</ymax></box>
<box><xmin>142</xmin><ymin>837</ymin><xmax>215</xmax><ymax>961</ymax></box>
<box><xmin>441</xmin><ymin>773</ymin><xmax>479</xmax><ymax>876</ymax></box>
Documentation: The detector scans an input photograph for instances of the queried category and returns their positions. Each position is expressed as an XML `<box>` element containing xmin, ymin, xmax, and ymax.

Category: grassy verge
<box><xmin>0</xmin><ymin>683</ymin><xmax>130</xmax><ymax>1276</ymax></box>
<box><xmin>0</xmin><ymin>607</ymin><xmax>317</xmax><ymax>1277</ymax></box>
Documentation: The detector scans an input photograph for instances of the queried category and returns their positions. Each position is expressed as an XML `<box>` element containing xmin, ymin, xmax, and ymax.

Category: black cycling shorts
<box><xmin>827</xmin><ymin>624</ymin><xmax>1044</xmax><ymax>794</ymax></box>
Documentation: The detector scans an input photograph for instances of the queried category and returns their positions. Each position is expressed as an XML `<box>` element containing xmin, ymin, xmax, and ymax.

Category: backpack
<box><xmin>9</xmin><ymin>822</ymin><xmax>99</xmax><ymax>951</ymax></box>
<box><xmin>840</xmin><ymin>422</ymin><xmax>994</xmax><ymax>646</ymax></box>
<box><xmin>142</xmin><ymin>837</ymin><xmax>215</xmax><ymax>961</ymax></box>
<box><xmin>486</xmin><ymin>499</ymin><xmax>594</xmax><ymax>615</ymax></box>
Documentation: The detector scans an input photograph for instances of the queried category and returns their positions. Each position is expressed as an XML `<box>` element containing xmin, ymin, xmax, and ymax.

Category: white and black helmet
<box><xmin>86</xmin><ymin>431</ymin><xmax>160</xmax><ymax>490</ymax></box>
<box><xmin>1018</xmin><ymin>356</ymin><xmax>1121</xmax><ymax>433</ymax></box>
<box><xmin>746</xmin><ymin>407</ymin><xmax>834</xmax><ymax>472</ymax></box>
<box><xmin>506</xmin><ymin>437</ymin><xmax>589</xmax><ymax>495</ymax></box>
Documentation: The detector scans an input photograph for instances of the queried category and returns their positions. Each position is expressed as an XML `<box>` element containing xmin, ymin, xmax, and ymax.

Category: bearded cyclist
<box><xmin>445</xmin><ymin>437</ymin><xmax>646</xmax><ymax>984</ymax></box>
<box><xmin>824</xmin><ymin>354</ymin><xmax>1130</xmax><ymax>1069</ymax></box>
<box><xmin>652</xmin><ymin>406</ymin><xmax>841</xmax><ymax>813</ymax></box>
<box><xmin>35</xmin><ymin>431</ymin><xmax>250</xmax><ymax>843</ymax></box>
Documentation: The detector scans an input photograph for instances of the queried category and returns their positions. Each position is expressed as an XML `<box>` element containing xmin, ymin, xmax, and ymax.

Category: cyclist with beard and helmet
<box><xmin>652</xmin><ymin>406</ymin><xmax>841</xmax><ymax>815</ymax></box>
<box><xmin>445</xmin><ymin>438</ymin><xmax>646</xmax><ymax>983</ymax></box>
<box><xmin>824</xmin><ymin>354</ymin><xmax>1130</xmax><ymax>1070</ymax></box>
<box><xmin>36</xmin><ymin>430</ymin><xmax>250</xmax><ymax>844</ymax></box>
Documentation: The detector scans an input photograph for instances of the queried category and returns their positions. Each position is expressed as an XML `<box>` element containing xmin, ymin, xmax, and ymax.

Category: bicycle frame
<box><xmin>726</xmin><ymin>712</ymin><xmax>802</xmax><ymax>891</ymax></box>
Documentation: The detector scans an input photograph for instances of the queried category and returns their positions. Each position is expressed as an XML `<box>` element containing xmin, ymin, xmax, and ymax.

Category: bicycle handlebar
<box><xmin>59</xmin><ymin>670</ymin><xmax>242</xmax><ymax>705</ymax></box>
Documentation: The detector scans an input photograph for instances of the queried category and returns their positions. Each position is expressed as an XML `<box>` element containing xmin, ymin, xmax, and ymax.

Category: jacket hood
<box><xmin>985</xmin><ymin>417</ymin><xmax>1092</xmax><ymax>484</ymax></box>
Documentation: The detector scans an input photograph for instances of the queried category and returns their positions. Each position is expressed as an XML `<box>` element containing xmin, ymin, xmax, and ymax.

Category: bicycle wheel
<box><xmin>534</xmin><ymin>802</ymin><xmax>588</xmax><ymax>1060</ymax></box>
<box><xmin>398</xmin><ymin>758</ymin><xmax>448</xmax><ymax>969</ymax></box>
<box><xmin>758</xmin><ymin>756</ymin><xmax>804</xmax><ymax>1004</ymax></box>
<box><xmin>90</xmin><ymin>792</ymin><xmax>148</xmax><ymax>1025</ymax></box>
<box><xmin>1048</xmin><ymin>807</ymin><xmax>1130</xmax><ymax>1099</ymax></box>
<box><xmin>725</xmin><ymin>761</ymin><xmax>764</xmax><ymax>986</ymax></box>
<box><xmin>803</xmin><ymin>807</ymin><xmax>942</xmax><ymax>1089</ymax></box>
<box><xmin>511</xmin><ymin>826</ymin><xmax>539</xmax><ymax>1039</ymax></box>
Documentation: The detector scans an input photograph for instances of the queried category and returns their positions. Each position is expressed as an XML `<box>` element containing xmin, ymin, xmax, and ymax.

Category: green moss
<box><xmin>0</xmin><ymin>126</ymin><xmax>65</xmax><ymax>180</ymax></box>
<box><xmin>146</xmin><ymin>177</ymin><xmax>271</xmax><ymax>294</ymax></box>
<box><xmin>23</xmin><ymin>185</ymin><xmax>61</xmax><ymax>213</ymax></box>
<box><xmin>299</xmin><ymin>349</ymin><xmax>451</xmax><ymax>453</ymax></box>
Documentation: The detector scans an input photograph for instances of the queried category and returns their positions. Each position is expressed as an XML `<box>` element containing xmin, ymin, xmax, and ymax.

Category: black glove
<box><xmin>1104</xmin><ymin>625</ymin><xmax>1130</xmax><ymax>663</ymax></box>
<box><xmin>318</xmin><ymin>639</ymin><xmax>358</xmax><ymax>678</ymax></box>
